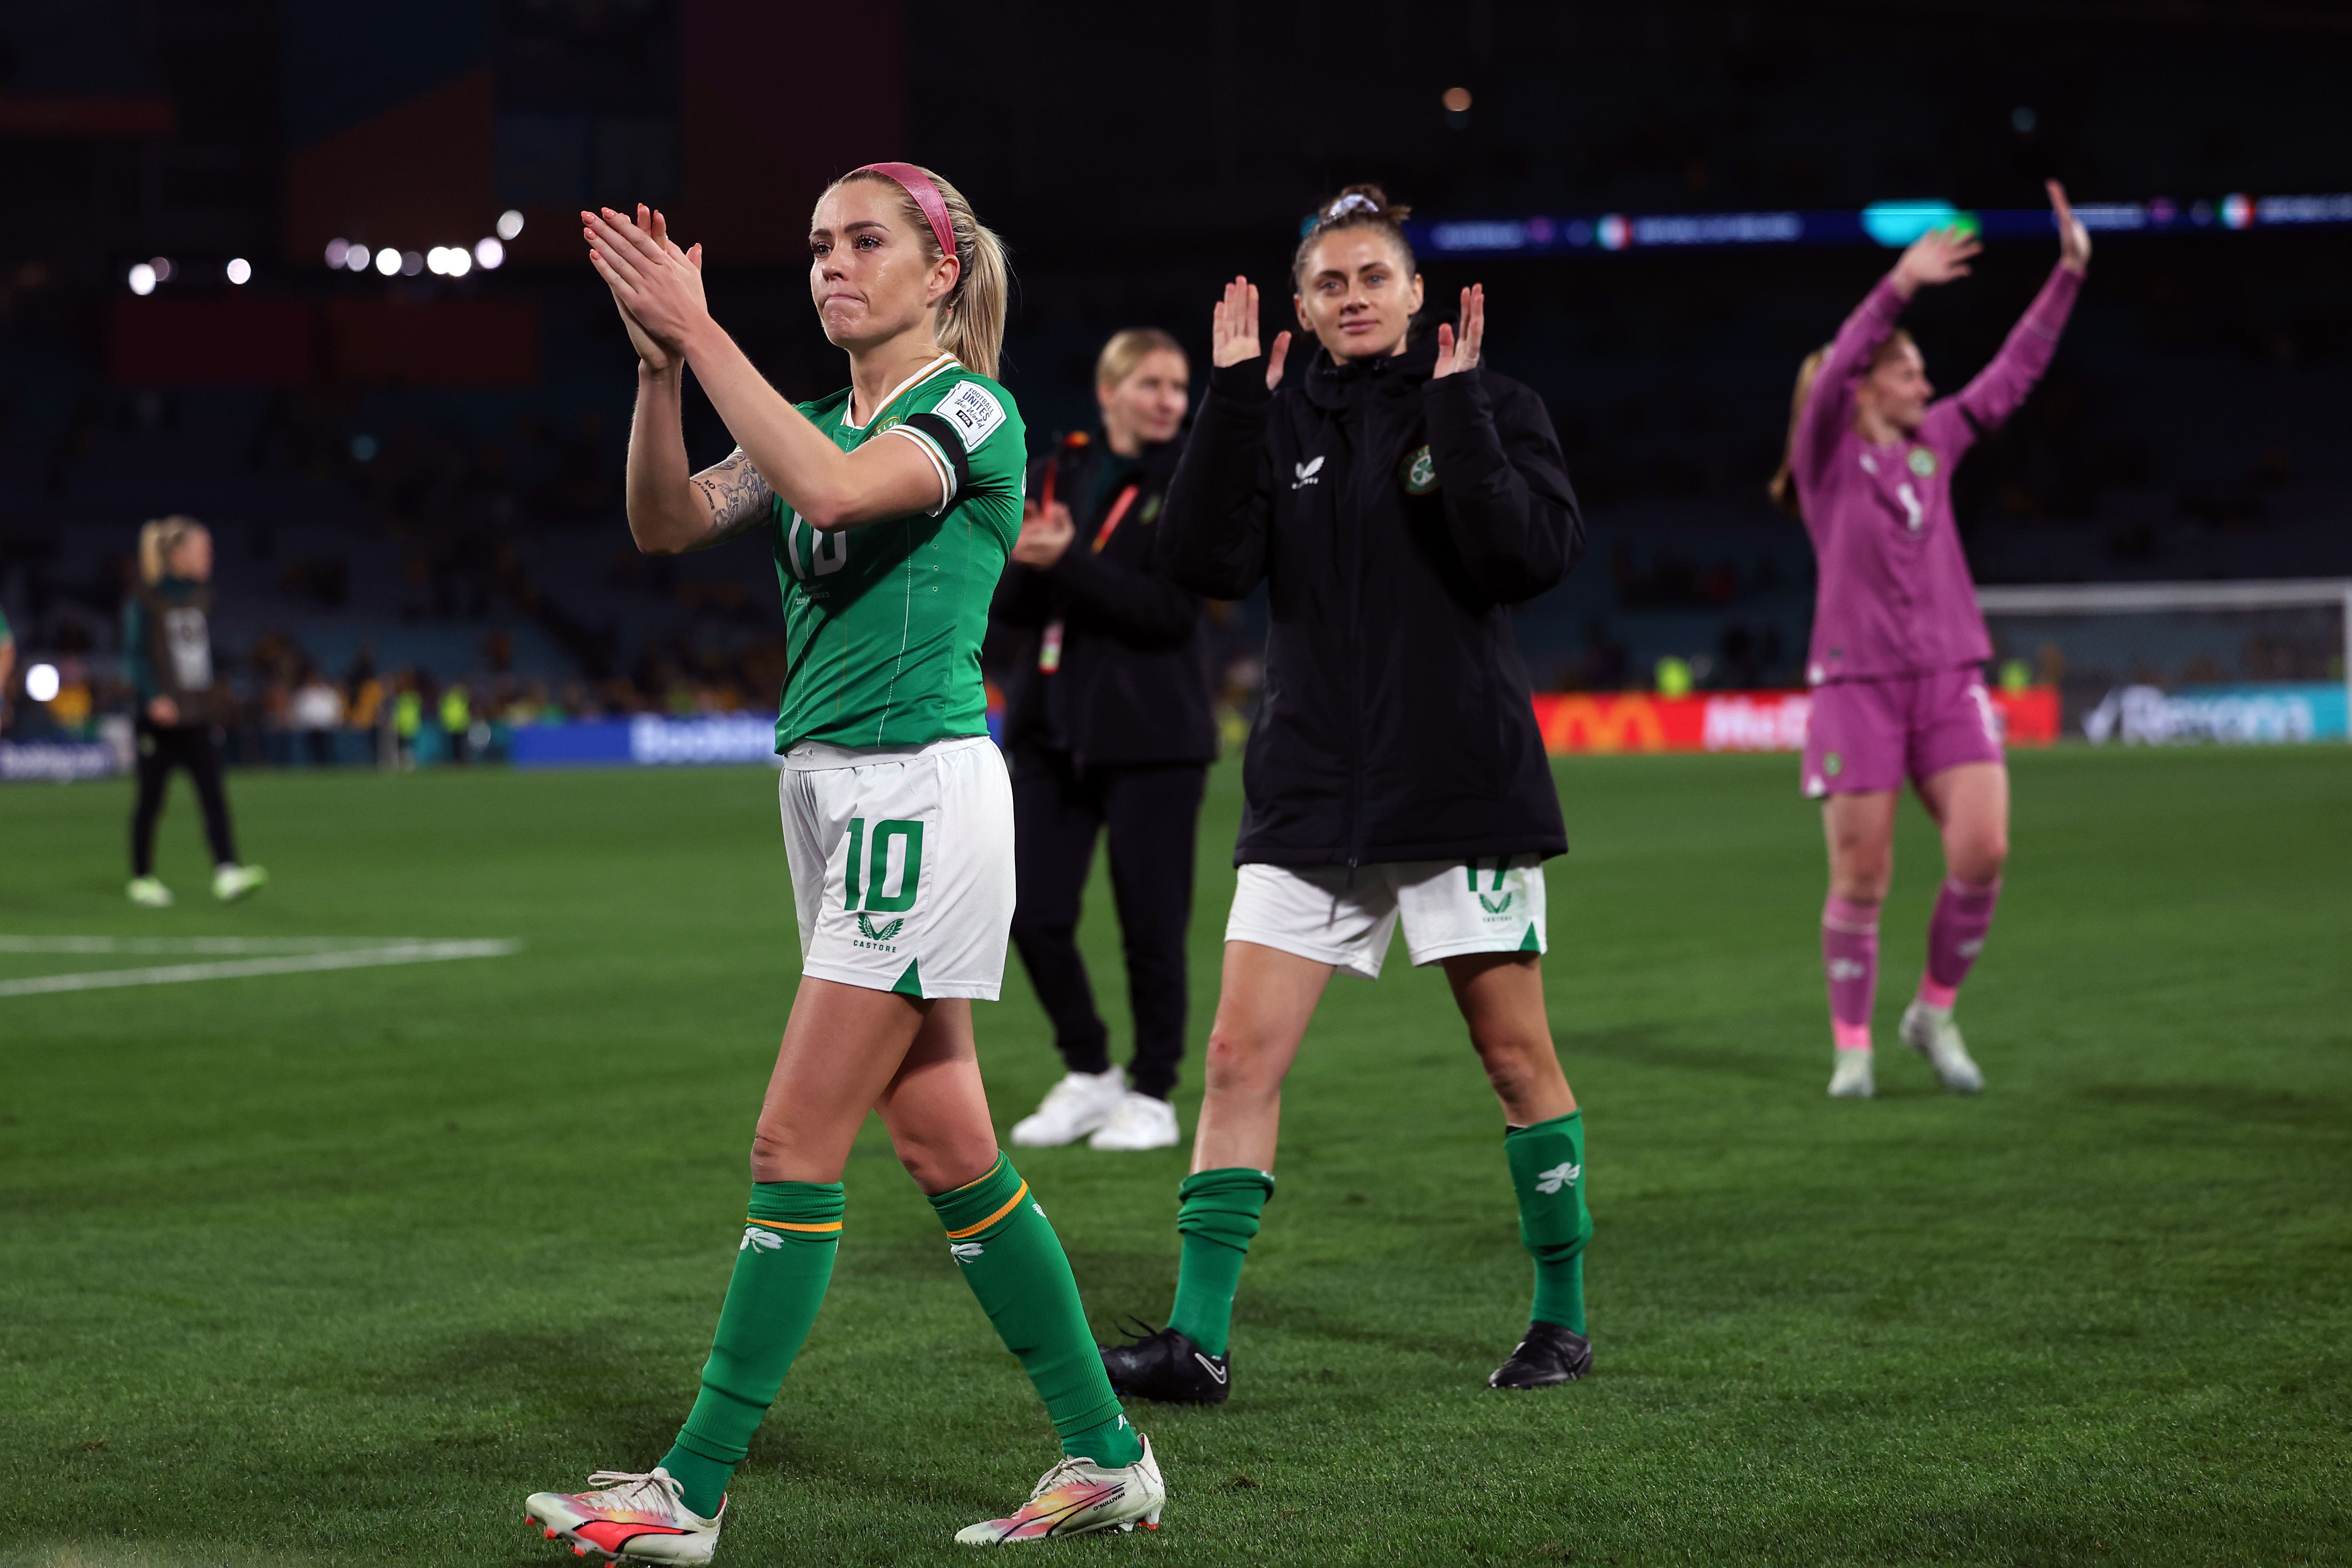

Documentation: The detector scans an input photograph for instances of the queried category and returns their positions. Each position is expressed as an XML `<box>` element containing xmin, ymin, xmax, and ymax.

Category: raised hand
<box><xmin>1432</xmin><ymin>284</ymin><xmax>1484</xmax><ymax>379</ymax></box>
<box><xmin>611</xmin><ymin>206</ymin><xmax>701</xmax><ymax>372</ymax></box>
<box><xmin>1210</xmin><ymin>277</ymin><xmax>1266</xmax><ymax>368</ymax></box>
<box><xmin>585</xmin><ymin>204</ymin><xmax>711</xmax><ymax>364</ymax></box>
<box><xmin>2048</xmin><ymin>179</ymin><xmax>2092</xmax><ymax>274</ymax></box>
<box><xmin>1892</xmin><ymin>224</ymin><xmax>1982</xmax><ymax>297</ymax></box>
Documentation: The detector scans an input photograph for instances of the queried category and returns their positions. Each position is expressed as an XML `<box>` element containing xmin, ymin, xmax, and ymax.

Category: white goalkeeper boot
<box><xmin>1827</xmin><ymin>1049</ymin><xmax>1875</xmax><ymax>1099</ymax></box>
<box><xmin>1900</xmin><ymin>1000</ymin><xmax>1984</xmax><ymax>1094</ymax></box>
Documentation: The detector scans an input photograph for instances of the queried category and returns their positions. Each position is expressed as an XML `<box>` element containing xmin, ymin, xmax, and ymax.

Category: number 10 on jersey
<box><xmin>845</xmin><ymin>818</ymin><xmax>924</xmax><ymax>912</ymax></box>
<box><xmin>783</xmin><ymin>513</ymin><xmax>849</xmax><ymax>581</ymax></box>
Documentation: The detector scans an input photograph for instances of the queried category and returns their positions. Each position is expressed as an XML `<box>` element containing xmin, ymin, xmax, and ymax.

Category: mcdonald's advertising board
<box><xmin>1529</xmin><ymin>687</ymin><xmax>2059</xmax><ymax>755</ymax></box>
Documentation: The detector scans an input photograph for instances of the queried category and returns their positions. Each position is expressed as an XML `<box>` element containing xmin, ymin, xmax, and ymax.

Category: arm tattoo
<box><xmin>687</xmin><ymin>449</ymin><xmax>778</xmax><ymax>549</ymax></box>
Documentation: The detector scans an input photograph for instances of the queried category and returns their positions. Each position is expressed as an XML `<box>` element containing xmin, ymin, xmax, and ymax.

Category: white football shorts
<box><xmin>1223</xmin><ymin>856</ymin><xmax>1548</xmax><ymax>981</ymax></box>
<box><xmin>779</xmin><ymin>734</ymin><xmax>1014</xmax><ymax>1001</ymax></box>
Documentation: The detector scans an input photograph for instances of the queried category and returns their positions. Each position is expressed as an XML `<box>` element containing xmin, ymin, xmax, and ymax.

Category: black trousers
<box><xmin>132</xmin><ymin>721</ymin><xmax>237</xmax><ymax>877</ymax></box>
<box><xmin>1008</xmin><ymin>747</ymin><xmax>1207</xmax><ymax>1100</ymax></box>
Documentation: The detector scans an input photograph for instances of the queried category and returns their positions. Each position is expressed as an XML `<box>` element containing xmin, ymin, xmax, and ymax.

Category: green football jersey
<box><xmin>768</xmin><ymin>354</ymin><xmax>1025</xmax><ymax>751</ymax></box>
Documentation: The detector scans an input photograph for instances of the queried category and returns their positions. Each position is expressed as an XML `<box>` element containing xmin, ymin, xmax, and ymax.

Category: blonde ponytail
<box><xmin>1768</xmin><ymin>348</ymin><xmax>1828</xmax><ymax>519</ymax></box>
<box><xmin>1768</xmin><ymin>329</ymin><xmax>1915</xmax><ymax>518</ymax></box>
<box><xmin>828</xmin><ymin>164</ymin><xmax>1011</xmax><ymax>380</ymax></box>
<box><xmin>139</xmin><ymin>514</ymin><xmax>205</xmax><ymax>586</ymax></box>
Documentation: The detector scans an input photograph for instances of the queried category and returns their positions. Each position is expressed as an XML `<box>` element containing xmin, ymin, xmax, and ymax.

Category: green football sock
<box><xmin>661</xmin><ymin>1181</ymin><xmax>844</xmax><ymax>1517</ymax></box>
<box><xmin>1166</xmin><ymin>1167</ymin><xmax>1274</xmax><ymax>1359</ymax></box>
<box><xmin>932</xmin><ymin>1154</ymin><xmax>1141</xmax><ymax>1468</ymax></box>
<box><xmin>1505</xmin><ymin>1111</ymin><xmax>1592</xmax><ymax>1334</ymax></box>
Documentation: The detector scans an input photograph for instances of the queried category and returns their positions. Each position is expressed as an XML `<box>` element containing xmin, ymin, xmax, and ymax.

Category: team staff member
<box><xmin>124</xmin><ymin>517</ymin><xmax>267</xmax><ymax>907</ymax></box>
<box><xmin>1104</xmin><ymin>186</ymin><xmax>1596</xmax><ymax>1400</ymax></box>
<box><xmin>1770</xmin><ymin>180</ymin><xmax>2089</xmax><ymax>1100</ymax></box>
<box><xmin>993</xmin><ymin>329</ymin><xmax>1216</xmax><ymax>1155</ymax></box>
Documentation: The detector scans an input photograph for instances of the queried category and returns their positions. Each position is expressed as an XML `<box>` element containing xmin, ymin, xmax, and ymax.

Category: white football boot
<box><xmin>523</xmin><ymin>1468</ymin><xmax>722</xmax><ymax>1564</ymax></box>
<box><xmin>1827</xmin><ymin>1050</ymin><xmax>1875</xmax><ymax>1099</ymax></box>
<box><xmin>1900</xmin><ymin>1000</ymin><xmax>1984</xmax><ymax>1094</ymax></box>
<box><xmin>955</xmin><ymin>1433</ymin><xmax>1164</xmax><ymax>1544</ymax></box>
<box><xmin>1009</xmin><ymin>1067</ymin><xmax>1126</xmax><ymax>1148</ymax></box>
<box><xmin>1087</xmin><ymin>1092</ymin><xmax>1179</xmax><ymax>1151</ymax></box>
<box><xmin>212</xmin><ymin>862</ymin><xmax>268</xmax><ymax>902</ymax></box>
<box><xmin>127</xmin><ymin>876</ymin><xmax>174</xmax><ymax>908</ymax></box>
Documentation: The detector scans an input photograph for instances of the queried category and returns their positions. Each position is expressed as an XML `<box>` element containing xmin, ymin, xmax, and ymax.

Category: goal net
<box><xmin>1976</xmin><ymin>580</ymin><xmax>2352</xmax><ymax>745</ymax></box>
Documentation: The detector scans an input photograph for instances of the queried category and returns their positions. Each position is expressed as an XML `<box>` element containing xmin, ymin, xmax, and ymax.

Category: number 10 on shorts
<box><xmin>844</xmin><ymin>818</ymin><xmax>924</xmax><ymax>913</ymax></box>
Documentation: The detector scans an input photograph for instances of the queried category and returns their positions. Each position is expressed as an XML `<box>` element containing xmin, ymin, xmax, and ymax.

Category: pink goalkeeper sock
<box><xmin>1822</xmin><ymin>895</ymin><xmax>1881</xmax><ymax>1050</ymax></box>
<box><xmin>1921</xmin><ymin>877</ymin><xmax>2001</xmax><ymax>1008</ymax></box>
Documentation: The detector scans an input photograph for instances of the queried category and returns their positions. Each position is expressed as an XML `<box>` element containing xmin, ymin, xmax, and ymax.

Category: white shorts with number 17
<box><xmin>779</xmin><ymin>735</ymin><xmax>1013</xmax><ymax>1001</ymax></box>
<box><xmin>1224</xmin><ymin>856</ymin><xmax>1549</xmax><ymax>981</ymax></box>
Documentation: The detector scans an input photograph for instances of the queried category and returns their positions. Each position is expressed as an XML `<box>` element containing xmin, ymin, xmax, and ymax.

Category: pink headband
<box><xmin>850</xmin><ymin>162</ymin><xmax>959</xmax><ymax>268</ymax></box>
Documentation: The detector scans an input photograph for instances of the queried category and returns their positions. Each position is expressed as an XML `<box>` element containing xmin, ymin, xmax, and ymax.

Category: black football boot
<box><xmin>1487</xmin><ymin>1322</ymin><xmax>1593</xmax><ymax>1389</ymax></box>
<box><xmin>1099</xmin><ymin>1321</ymin><xmax>1230</xmax><ymax>1405</ymax></box>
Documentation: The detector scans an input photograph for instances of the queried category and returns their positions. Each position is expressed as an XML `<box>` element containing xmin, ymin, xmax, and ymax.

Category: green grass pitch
<box><xmin>3</xmin><ymin>747</ymin><xmax>2347</xmax><ymax>1566</ymax></box>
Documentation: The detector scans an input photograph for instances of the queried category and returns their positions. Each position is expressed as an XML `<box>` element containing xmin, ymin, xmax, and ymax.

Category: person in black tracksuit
<box><xmin>124</xmin><ymin>516</ymin><xmax>267</xmax><ymax>907</ymax></box>
<box><xmin>990</xmin><ymin>329</ymin><xmax>1218</xmax><ymax>1153</ymax></box>
<box><xmin>1100</xmin><ymin>186</ymin><xmax>1599</xmax><ymax>1402</ymax></box>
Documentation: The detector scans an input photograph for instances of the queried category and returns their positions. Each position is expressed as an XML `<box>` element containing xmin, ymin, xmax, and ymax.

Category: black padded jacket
<box><xmin>1156</xmin><ymin>333</ymin><xmax>1582</xmax><ymax>867</ymax></box>
<box><xmin>990</xmin><ymin>433</ymin><xmax>1217</xmax><ymax>769</ymax></box>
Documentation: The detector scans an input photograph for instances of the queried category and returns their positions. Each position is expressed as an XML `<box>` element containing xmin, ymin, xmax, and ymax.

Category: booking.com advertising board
<box><xmin>490</xmin><ymin>682</ymin><xmax>2347</xmax><ymax>772</ymax></box>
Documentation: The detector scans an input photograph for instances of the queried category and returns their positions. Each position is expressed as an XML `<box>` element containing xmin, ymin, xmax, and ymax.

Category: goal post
<box><xmin>1974</xmin><ymin>579</ymin><xmax>2352</xmax><ymax>746</ymax></box>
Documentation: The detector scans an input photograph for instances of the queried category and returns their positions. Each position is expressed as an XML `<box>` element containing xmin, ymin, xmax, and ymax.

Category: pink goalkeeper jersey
<box><xmin>1793</xmin><ymin>262</ymin><xmax>2081</xmax><ymax>684</ymax></box>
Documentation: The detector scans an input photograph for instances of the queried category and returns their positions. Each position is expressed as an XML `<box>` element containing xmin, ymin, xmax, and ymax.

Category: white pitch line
<box><xmin>0</xmin><ymin>936</ymin><xmax>441</xmax><ymax>956</ymax></box>
<box><xmin>0</xmin><ymin>940</ymin><xmax>522</xmax><ymax>998</ymax></box>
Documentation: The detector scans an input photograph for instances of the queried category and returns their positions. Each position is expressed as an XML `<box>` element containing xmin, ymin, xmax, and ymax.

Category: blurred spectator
<box><xmin>439</xmin><ymin>682</ymin><xmax>473</xmax><ymax>763</ymax></box>
<box><xmin>288</xmin><ymin>666</ymin><xmax>346</xmax><ymax>766</ymax></box>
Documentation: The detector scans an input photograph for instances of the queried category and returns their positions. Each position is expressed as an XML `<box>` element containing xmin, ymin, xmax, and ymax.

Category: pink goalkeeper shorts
<box><xmin>1802</xmin><ymin>667</ymin><xmax>2004</xmax><ymax>798</ymax></box>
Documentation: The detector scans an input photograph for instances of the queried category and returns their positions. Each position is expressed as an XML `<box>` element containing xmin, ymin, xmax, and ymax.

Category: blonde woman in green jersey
<box><xmin>521</xmin><ymin>168</ymin><xmax>1164</xmax><ymax>1561</ymax></box>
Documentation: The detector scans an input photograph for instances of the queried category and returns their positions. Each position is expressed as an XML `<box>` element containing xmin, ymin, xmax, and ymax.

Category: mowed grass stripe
<box><xmin>0</xmin><ymin>748</ymin><xmax>2344</xmax><ymax>1566</ymax></box>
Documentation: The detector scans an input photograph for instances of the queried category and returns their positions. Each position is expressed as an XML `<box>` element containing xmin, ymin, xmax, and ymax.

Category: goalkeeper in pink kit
<box><xmin>1769</xmin><ymin>180</ymin><xmax>2090</xmax><ymax>1098</ymax></box>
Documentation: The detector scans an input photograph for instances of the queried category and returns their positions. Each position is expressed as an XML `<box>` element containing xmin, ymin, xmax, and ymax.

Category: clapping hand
<box><xmin>586</xmin><ymin>204</ymin><xmax>708</xmax><ymax>370</ymax></box>
<box><xmin>1432</xmin><ymin>284</ymin><xmax>1484</xmax><ymax>379</ymax></box>
<box><xmin>1893</xmin><ymin>224</ymin><xmax>1982</xmax><ymax>297</ymax></box>
<box><xmin>1011</xmin><ymin>499</ymin><xmax>1076</xmax><ymax>568</ymax></box>
<box><xmin>1209</xmin><ymin>276</ymin><xmax>1293</xmax><ymax>391</ymax></box>
<box><xmin>2048</xmin><ymin>179</ymin><xmax>2092</xmax><ymax>274</ymax></box>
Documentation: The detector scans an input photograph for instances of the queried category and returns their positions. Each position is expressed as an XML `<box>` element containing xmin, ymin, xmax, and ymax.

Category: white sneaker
<box><xmin>212</xmin><ymin>863</ymin><xmax>268</xmax><ymax>902</ymax></box>
<box><xmin>1088</xmin><ymin>1092</ymin><xmax>1179</xmax><ymax>1151</ymax></box>
<box><xmin>955</xmin><ymin>1432</ymin><xmax>1164</xmax><ymax>1544</ymax></box>
<box><xmin>523</xmin><ymin>1468</ymin><xmax>722</xmax><ymax>1564</ymax></box>
<box><xmin>1900</xmin><ymin>1000</ymin><xmax>1984</xmax><ymax>1094</ymax></box>
<box><xmin>128</xmin><ymin>876</ymin><xmax>174</xmax><ymax>908</ymax></box>
<box><xmin>1828</xmin><ymin>1050</ymin><xmax>1874</xmax><ymax>1099</ymax></box>
<box><xmin>1009</xmin><ymin>1067</ymin><xmax>1126</xmax><ymax>1148</ymax></box>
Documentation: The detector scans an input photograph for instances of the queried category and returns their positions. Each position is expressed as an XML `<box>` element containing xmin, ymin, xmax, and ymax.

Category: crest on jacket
<box><xmin>1291</xmin><ymin>455</ymin><xmax>1325</xmax><ymax>489</ymax></box>
<box><xmin>1399</xmin><ymin>445</ymin><xmax>1438</xmax><ymax>495</ymax></box>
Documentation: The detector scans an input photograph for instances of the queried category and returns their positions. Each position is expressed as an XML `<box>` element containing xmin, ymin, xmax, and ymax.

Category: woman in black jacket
<box><xmin>1102</xmin><ymin>186</ymin><xmax>1594</xmax><ymax>1400</ymax></box>
<box><xmin>990</xmin><ymin>329</ymin><xmax>1217</xmax><ymax>1153</ymax></box>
